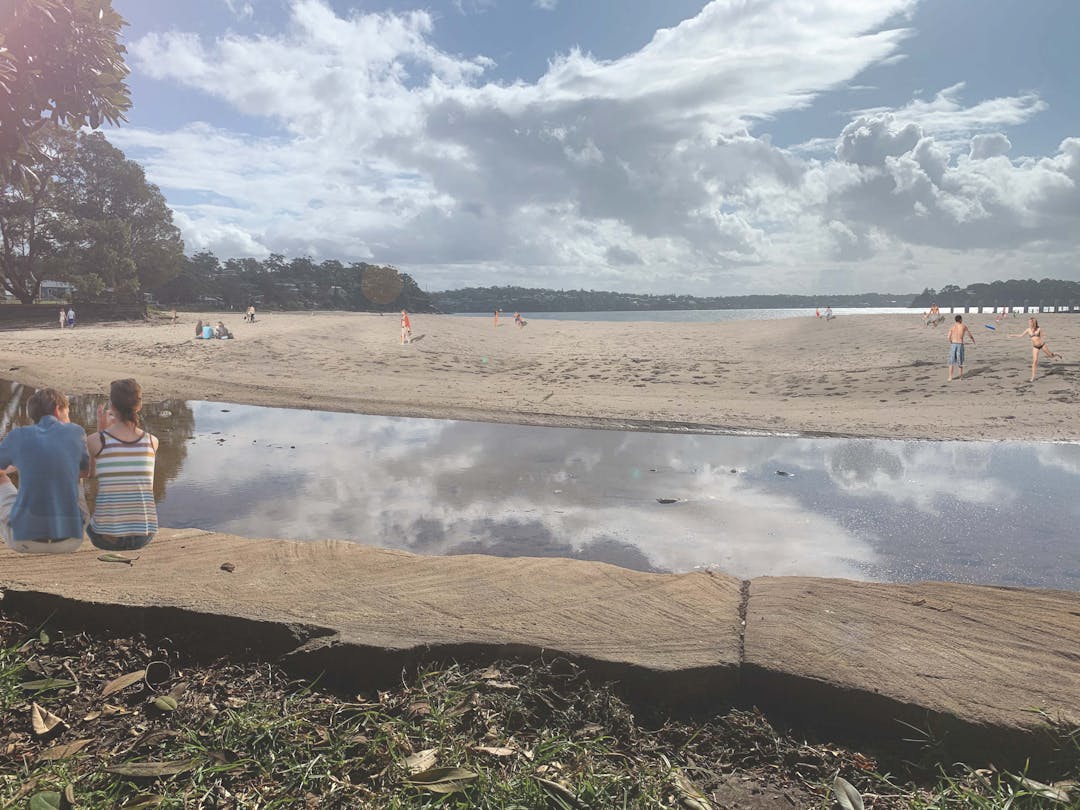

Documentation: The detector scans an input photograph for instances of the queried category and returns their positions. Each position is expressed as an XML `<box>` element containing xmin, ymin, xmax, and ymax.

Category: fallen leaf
<box><xmin>82</xmin><ymin>711</ymin><xmax>101</xmax><ymax>722</ymax></box>
<box><xmin>39</xmin><ymin>630</ymin><xmax>49</xmax><ymax>645</ymax></box>
<box><xmin>102</xmin><ymin>669</ymin><xmax>146</xmax><ymax>698</ymax></box>
<box><xmin>403</xmin><ymin>748</ymin><xmax>437</xmax><ymax>774</ymax></box>
<box><xmin>832</xmin><ymin>776</ymin><xmax>865</xmax><ymax>810</ymax></box>
<box><xmin>472</xmin><ymin>745</ymin><xmax>515</xmax><ymax>757</ymax></box>
<box><xmin>405</xmin><ymin>766</ymin><xmax>478</xmax><ymax>794</ymax></box>
<box><xmin>20</xmin><ymin>678</ymin><xmax>75</xmax><ymax>693</ymax></box>
<box><xmin>167</xmin><ymin>682</ymin><xmax>189</xmax><ymax>701</ymax></box>
<box><xmin>63</xmin><ymin>785</ymin><xmax>75</xmax><ymax>805</ymax></box>
<box><xmin>31</xmin><ymin>702</ymin><xmax>66</xmax><ymax>736</ymax></box>
<box><xmin>152</xmin><ymin>696</ymin><xmax>178</xmax><ymax>712</ymax></box>
<box><xmin>28</xmin><ymin>792</ymin><xmax>62</xmax><ymax>810</ymax></box>
<box><xmin>118</xmin><ymin>795</ymin><xmax>165</xmax><ymax>809</ymax></box>
<box><xmin>477</xmin><ymin>666</ymin><xmax>503</xmax><ymax>680</ymax></box>
<box><xmin>97</xmin><ymin>553</ymin><xmax>139</xmax><ymax>564</ymax></box>
<box><xmin>38</xmin><ymin>739</ymin><xmax>92</xmax><ymax>761</ymax></box>
<box><xmin>105</xmin><ymin>758</ymin><xmax>201</xmax><ymax>778</ymax></box>
<box><xmin>1012</xmin><ymin>774</ymin><xmax>1071</xmax><ymax>803</ymax></box>
<box><xmin>407</xmin><ymin>701</ymin><xmax>432</xmax><ymax>717</ymax></box>
<box><xmin>535</xmin><ymin>776</ymin><xmax>585</xmax><ymax>808</ymax></box>
<box><xmin>483</xmin><ymin>680</ymin><xmax>519</xmax><ymax>691</ymax></box>
<box><xmin>673</xmin><ymin>769</ymin><xmax>712</xmax><ymax>810</ymax></box>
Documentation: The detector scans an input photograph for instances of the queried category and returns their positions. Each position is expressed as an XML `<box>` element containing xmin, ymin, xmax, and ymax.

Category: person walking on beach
<box><xmin>0</xmin><ymin>388</ymin><xmax>89</xmax><ymax>553</ymax></box>
<box><xmin>66</xmin><ymin>307</ymin><xmax>75</xmax><ymax>328</ymax></box>
<box><xmin>947</xmin><ymin>315</ymin><xmax>975</xmax><ymax>381</ymax></box>
<box><xmin>58</xmin><ymin>308</ymin><xmax>66</xmax><ymax>329</ymax></box>
<box><xmin>493</xmin><ymin>310</ymin><xmax>499</xmax><ymax>328</ymax></box>
<box><xmin>401</xmin><ymin>309</ymin><xmax>412</xmax><ymax>344</ymax></box>
<box><xmin>246</xmin><ymin>304</ymin><xmax>256</xmax><ymax>323</ymax></box>
<box><xmin>85</xmin><ymin>379</ymin><xmax>158</xmax><ymax>551</ymax></box>
<box><xmin>1010</xmin><ymin>317</ymin><xmax>1063</xmax><ymax>382</ymax></box>
<box><xmin>171</xmin><ymin>308</ymin><xmax>179</xmax><ymax>326</ymax></box>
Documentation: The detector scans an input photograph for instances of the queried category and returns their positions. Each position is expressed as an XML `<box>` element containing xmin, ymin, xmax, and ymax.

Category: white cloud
<box><xmin>119</xmin><ymin>0</ymin><xmax>1080</xmax><ymax>293</ymax></box>
<box><xmin>223</xmin><ymin>0</ymin><xmax>254</xmax><ymax>20</ymax></box>
<box><xmin>534</xmin><ymin>0</ymin><xmax>558</xmax><ymax>9</ymax></box>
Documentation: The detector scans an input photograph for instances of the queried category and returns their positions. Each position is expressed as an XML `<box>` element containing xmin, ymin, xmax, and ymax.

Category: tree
<box><xmin>0</xmin><ymin>129</ymin><xmax>183</xmax><ymax>302</ymax></box>
<box><xmin>0</xmin><ymin>0</ymin><xmax>131</xmax><ymax>186</ymax></box>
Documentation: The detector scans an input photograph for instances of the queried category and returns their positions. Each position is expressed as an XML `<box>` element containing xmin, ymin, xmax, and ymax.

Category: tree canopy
<box><xmin>0</xmin><ymin>128</ymin><xmax>183</xmax><ymax>303</ymax></box>
<box><xmin>0</xmin><ymin>0</ymin><xmax>131</xmax><ymax>186</ymax></box>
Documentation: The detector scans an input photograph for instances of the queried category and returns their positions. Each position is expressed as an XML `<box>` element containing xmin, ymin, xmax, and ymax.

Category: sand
<box><xmin>1</xmin><ymin>311</ymin><xmax>1077</xmax><ymax>441</ymax></box>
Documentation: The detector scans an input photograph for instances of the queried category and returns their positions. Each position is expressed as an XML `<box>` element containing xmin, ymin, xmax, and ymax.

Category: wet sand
<box><xmin>1</xmin><ymin>311</ymin><xmax>1077</xmax><ymax>441</ymax></box>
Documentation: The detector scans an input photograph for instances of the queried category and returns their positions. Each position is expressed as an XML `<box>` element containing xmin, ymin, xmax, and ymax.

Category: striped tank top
<box><xmin>90</xmin><ymin>429</ymin><xmax>158</xmax><ymax>536</ymax></box>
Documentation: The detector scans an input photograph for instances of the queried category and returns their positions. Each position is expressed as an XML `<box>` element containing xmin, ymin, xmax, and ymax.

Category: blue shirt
<box><xmin>0</xmin><ymin>415</ymin><xmax>89</xmax><ymax>541</ymax></box>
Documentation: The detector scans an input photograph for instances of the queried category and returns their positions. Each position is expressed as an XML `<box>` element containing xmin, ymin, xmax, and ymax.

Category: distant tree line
<box><xmin>911</xmin><ymin>279</ymin><xmax>1080</xmax><ymax>308</ymax></box>
<box><xmin>152</xmin><ymin>252</ymin><xmax>436</xmax><ymax>313</ymax></box>
<box><xmin>431</xmin><ymin>286</ymin><xmax>914</xmax><ymax>313</ymax></box>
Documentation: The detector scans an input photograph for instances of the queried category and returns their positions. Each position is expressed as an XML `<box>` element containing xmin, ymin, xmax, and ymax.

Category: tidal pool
<box><xmin>1</xmin><ymin>380</ymin><xmax>1077</xmax><ymax>589</ymax></box>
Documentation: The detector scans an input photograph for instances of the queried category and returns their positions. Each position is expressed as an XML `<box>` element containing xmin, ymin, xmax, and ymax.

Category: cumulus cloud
<box><xmin>118</xmin><ymin>0</ymin><xmax>1080</xmax><ymax>293</ymax></box>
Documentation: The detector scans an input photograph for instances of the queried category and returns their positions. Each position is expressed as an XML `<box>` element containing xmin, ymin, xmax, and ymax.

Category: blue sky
<box><xmin>107</xmin><ymin>0</ymin><xmax>1080</xmax><ymax>294</ymax></box>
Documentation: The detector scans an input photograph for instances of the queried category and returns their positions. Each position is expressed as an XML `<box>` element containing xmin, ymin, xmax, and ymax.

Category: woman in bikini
<box><xmin>1010</xmin><ymin>317</ymin><xmax>1063</xmax><ymax>382</ymax></box>
<box><xmin>85</xmin><ymin>379</ymin><xmax>159</xmax><ymax>551</ymax></box>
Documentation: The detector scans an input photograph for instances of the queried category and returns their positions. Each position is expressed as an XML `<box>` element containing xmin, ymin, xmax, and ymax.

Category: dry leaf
<box><xmin>403</xmin><ymin>748</ymin><xmax>437</xmax><ymax>774</ymax></box>
<box><xmin>102</xmin><ymin>669</ymin><xmax>146</xmax><ymax>698</ymax></box>
<box><xmin>38</xmin><ymin>739</ymin><xmax>92</xmax><ymax>761</ymax></box>
<box><xmin>105</xmin><ymin>758</ymin><xmax>201</xmax><ymax>778</ymax></box>
<box><xmin>535</xmin><ymin>777</ymin><xmax>585</xmax><ymax>808</ymax></box>
<box><xmin>82</xmin><ymin>711</ymin><xmax>102</xmax><ymax>722</ymax></box>
<box><xmin>405</xmin><ymin>766</ymin><xmax>478</xmax><ymax>794</ymax></box>
<box><xmin>31</xmin><ymin>703</ymin><xmax>66</xmax><ymax>736</ymax></box>
<box><xmin>832</xmin><ymin>776</ymin><xmax>865</xmax><ymax>810</ymax></box>
<box><xmin>20</xmin><ymin>678</ymin><xmax>75</xmax><ymax>693</ymax></box>
<box><xmin>63</xmin><ymin>784</ymin><xmax>75</xmax><ymax>805</ymax></box>
<box><xmin>472</xmin><ymin>745</ymin><xmax>515</xmax><ymax>757</ymax></box>
<box><xmin>483</xmin><ymin>680</ymin><xmax>519</xmax><ymax>691</ymax></box>
<box><xmin>97</xmin><ymin>553</ymin><xmax>138</xmax><ymax>564</ymax></box>
<box><xmin>477</xmin><ymin>666</ymin><xmax>503</xmax><ymax>680</ymax></box>
<box><xmin>673</xmin><ymin>769</ymin><xmax>712</xmax><ymax>810</ymax></box>
<box><xmin>118</xmin><ymin>795</ymin><xmax>165</xmax><ymax>808</ymax></box>
<box><xmin>1012</xmin><ymin>775</ymin><xmax>1071</xmax><ymax>803</ymax></box>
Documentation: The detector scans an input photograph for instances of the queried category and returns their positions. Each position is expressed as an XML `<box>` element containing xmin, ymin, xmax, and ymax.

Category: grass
<box><xmin>0</xmin><ymin>618</ymin><xmax>1076</xmax><ymax>809</ymax></box>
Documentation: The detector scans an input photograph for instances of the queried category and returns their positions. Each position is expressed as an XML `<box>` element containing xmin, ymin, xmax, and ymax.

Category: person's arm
<box><xmin>966</xmin><ymin>325</ymin><xmax>975</xmax><ymax>344</ymax></box>
<box><xmin>1009</xmin><ymin>328</ymin><xmax>1032</xmax><ymax>338</ymax></box>
<box><xmin>84</xmin><ymin>431</ymin><xmax>101</xmax><ymax>479</ymax></box>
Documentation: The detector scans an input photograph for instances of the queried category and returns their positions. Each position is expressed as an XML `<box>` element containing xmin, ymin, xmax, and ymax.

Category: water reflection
<box><xmin>1</xmin><ymin>380</ymin><xmax>1077</xmax><ymax>589</ymax></box>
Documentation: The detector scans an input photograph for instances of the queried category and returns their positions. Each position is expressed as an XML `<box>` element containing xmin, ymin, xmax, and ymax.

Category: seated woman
<box><xmin>195</xmin><ymin>319</ymin><xmax>204</xmax><ymax>338</ymax></box>
<box><xmin>85</xmin><ymin>379</ymin><xmax>158</xmax><ymax>551</ymax></box>
<box><xmin>215</xmin><ymin>321</ymin><xmax>233</xmax><ymax>339</ymax></box>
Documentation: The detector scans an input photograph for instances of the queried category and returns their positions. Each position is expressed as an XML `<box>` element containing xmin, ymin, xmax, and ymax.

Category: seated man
<box><xmin>0</xmin><ymin>388</ymin><xmax>89</xmax><ymax>553</ymax></box>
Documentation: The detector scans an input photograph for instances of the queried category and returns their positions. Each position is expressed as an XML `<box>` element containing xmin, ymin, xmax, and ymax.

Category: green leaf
<box><xmin>105</xmin><ymin>758</ymin><xmax>201</xmax><ymax>778</ymax></box>
<box><xmin>152</xmin><ymin>695</ymin><xmax>177</xmax><ymax>712</ymax></box>
<box><xmin>535</xmin><ymin>777</ymin><xmax>586</xmax><ymax>809</ymax></box>
<box><xmin>832</xmin><ymin>776</ymin><xmax>865</xmax><ymax>810</ymax></box>
<box><xmin>29</xmin><ymin>792</ymin><xmax>62</xmax><ymax>810</ymax></box>
<box><xmin>39</xmin><ymin>629</ymin><xmax>50</xmax><ymax>645</ymax></box>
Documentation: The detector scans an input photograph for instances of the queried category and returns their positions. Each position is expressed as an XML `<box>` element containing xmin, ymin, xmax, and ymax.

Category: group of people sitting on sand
<box><xmin>195</xmin><ymin>319</ymin><xmax>233</xmax><ymax>340</ymax></box>
<box><xmin>0</xmin><ymin>380</ymin><xmax>158</xmax><ymax>554</ymax></box>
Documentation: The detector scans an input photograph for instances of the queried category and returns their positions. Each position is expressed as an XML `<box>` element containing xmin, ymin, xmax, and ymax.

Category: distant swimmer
<box><xmin>1010</xmin><ymin>317</ymin><xmax>1062</xmax><ymax>382</ymax></box>
<box><xmin>947</xmin><ymin>314</ymin><xmax>975</xmax><ymax>381</ymax></box>
<box><xmin>400</xmin><ymin>309</ymin><xmax>412</xmax><ymax>344</ymax></box>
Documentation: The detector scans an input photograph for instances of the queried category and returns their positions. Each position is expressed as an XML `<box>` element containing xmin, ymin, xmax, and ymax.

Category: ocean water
<box><xmin>456</xmin><ymin>307</ymin><xmax>918</xmax><ymax>323</ymax></box>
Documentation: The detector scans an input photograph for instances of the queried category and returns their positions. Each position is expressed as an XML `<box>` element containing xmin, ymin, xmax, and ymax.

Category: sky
<box><xmin>106</xmin><ymin>0</ymin><xmax>1080</xmax><ymax>295</ymax></box>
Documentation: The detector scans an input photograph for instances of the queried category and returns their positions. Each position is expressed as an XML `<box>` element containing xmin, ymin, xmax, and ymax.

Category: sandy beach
<box><xmin>1</xmin><ymin>311</ymin><xmax>1077</xmax><ymax>441</ymax></box>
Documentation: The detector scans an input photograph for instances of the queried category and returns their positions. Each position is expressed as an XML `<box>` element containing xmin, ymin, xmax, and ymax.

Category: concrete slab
<box><xmin>744</xmin><ymin>577</ymin><xmax>1080</xmax><ymax>761</ymax></box>
<box><xmin>0</xmin><ymin>529</ymin><xmax>744</xmax><ymax>706</ymax></box>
